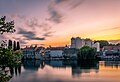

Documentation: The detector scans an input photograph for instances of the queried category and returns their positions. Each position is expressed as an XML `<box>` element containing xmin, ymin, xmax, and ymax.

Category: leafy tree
<box><xmin>94</xmin><ymin>40</ymin><xmax>109</xmax><ymax>48</ymax></box>
<box><xmin>77</xmin><ymin>46</ymin><xmax>96</xmax><ymax>60</ymax></box>
<box><xmin>16</xmin><ymin>41</ymin><xmax>20</xmax><ymax>50</ymax></box>
<box><xmin>0</xmin><ymin>40</ymin><xmax>7</xmax><ymax>48</ymax></box>
<box><xmin>13</xmin><ymin>41</ymin><xmax>17</xmax><ymax>51</ymax></box>
<box><xmin>0</xmin><ymin>16</ymin><xmax>15</xmax><ymax>34</ymax></box>
<box><xmin>8</xmin><ymin>40</ymin><xmax>12</xmax><ymax>49</ymax></box>
<box><xmin>0</xmin><ymin>16</ymin><xmax>16</xmax><ymax>82</ymax></box>
<box><xmin>0</xmin><ymin>48</ymin><xmax>14</xmax><ymax>67</ymax></box>
<box><xmin>0</xmin><ymin>72</ymin><xmax>11</xmax><ymax>82</ymax></box>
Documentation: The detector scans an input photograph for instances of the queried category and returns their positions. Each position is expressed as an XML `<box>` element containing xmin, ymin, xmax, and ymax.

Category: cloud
<box><xmin>108</xmin><ymin>40</ymin><xmax>120</xmax><ymax>44</ymax></box>
<box><xmin>47</xmin><ymin>0</ymin><xmax>85</xmax><ymax>24</ymax></box>
<box><xmin>53</xmin><ymin>0</ymin><xmax>85</xmax><ymax>9</ymax></box>
<box><xmin>40</xmin><ymin>23</ymin><xmax>52</xmax><ymax>31</ymax></box>
<box><xmin>43</xmin><ymin>31</ymin><xmax>54</xmax><ymax>37</ymax></box>
<box><xmin>103</xmin><ymin>27</ymin><xmax>120</xmax><ymax>31</ymax></box>
<box><xmin>19</xmin><ymin>39</ymin><xmax>27</xmax><ymax>44</ymax></box>
<box><xmin>0</xmin><ymin>34</ymin><xmax>6</xmax><ymax>40</ymax></box>
<box><xmin>17</xmin><ymin>28</ymin><xmax>45</xmax><ymax>40</ymax></box>
<box><xmin>12</xmin><ymin>37</ymin><xmax>27</xmax><ymax>44</ymax></box>
<box><xmin>54</xmin><ymin>0</ymin><xmax>67</xmax><ymax>4</ymax></box>
<box><xmin>70</xmin><ymin>0</ymin><xmax>84</xmax><ymax>9</ymax></box>
<box><xmin>47</xmin><ymin>5</ymin><xmax>63</xmax><ymax>24</ymax></box>
<box><xmin>10</xmin><ymin>14</ymin><xmax>26</xmax><ymax>20</ymax></box>
<box><xmin>25</xmin><ymin>17</ymin><xmax>42</xmax><ymax>29</ymax></box>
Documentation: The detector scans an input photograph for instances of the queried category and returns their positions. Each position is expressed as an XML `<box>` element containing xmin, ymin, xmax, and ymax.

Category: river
<box><xmin>9</xmin><ymin>60</ymin><xmax>120</xmax><ymax>82</ymax></box>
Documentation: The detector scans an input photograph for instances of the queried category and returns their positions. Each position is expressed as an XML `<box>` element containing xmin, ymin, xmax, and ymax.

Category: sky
<box><xmin>0</xmin><ymin>0</ymin><xmax>120</xmax><ymax>47</ymax></box>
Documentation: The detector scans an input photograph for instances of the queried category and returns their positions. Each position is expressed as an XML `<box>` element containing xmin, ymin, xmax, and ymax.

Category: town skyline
<box><xmin>0</xmin><ymin>0</ymin><xmax>120</xmax><ymax>47</ymax></box>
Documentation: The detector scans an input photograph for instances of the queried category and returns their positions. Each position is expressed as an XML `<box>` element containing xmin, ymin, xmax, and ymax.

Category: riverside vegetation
<box><xmin>0</xmin><ymin>16</ymin><xmax>22</xmax><ymax>82</ymax></box>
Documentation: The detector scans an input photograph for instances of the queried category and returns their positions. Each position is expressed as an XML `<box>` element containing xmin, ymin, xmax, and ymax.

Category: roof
<box><xmin>23</xmin><ymin>47</ymin><xmax>35</xmax><ymax>50</ymax></box>
<box><xmin>63</xmin><ymin>48</ymin><xmax>77</xmax><ymax>54</ymax></box>
<box><xmin>47</xmin><ymin>47</ymin><xmax>65</xmax><ymax>50</ymax></box>
<box><xmin>35</xmin><ymin>47</ymin><xmax>45</xmax><ymax>52</ymax></box>
<box><xmin>23</xmin><ymin>46</ymin><xmax>45</xmax><ymax>51</ymax></box>
<box><xmin>103</xmin><ymin>46</ymin><xmax>120</xmax><ymax>50</ymax></box>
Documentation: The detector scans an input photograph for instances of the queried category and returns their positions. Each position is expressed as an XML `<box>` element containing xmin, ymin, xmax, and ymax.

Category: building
<box><xmin>22</xmin><ymin>46</ymin><xmax>45</xmax><ymax>59</ymax></box>
<box><xmin>103</xmin><ymin>46</ymin><xmax>120</xmax><ymax>52</ymax></box>
<box><xmin>22</xmin><ymin>46</ymin><xmax>36</xmax><ymax>59</ymax></box>
<box><xmin>70</xmin><ymin>37</ymin><xmax>100</xmax><ymax>52</ymax></box>
<box><xmin>92</xmin><ymin>42</ymin><xmax>100</xmax><ymax>52</ymax></box>
<box><xmin>44</xmin><ymin>47</ymin><xmax>65</xmax><ymax>58</ymax></box>
<box><xmin>102</xmin><ymin>46</ymin><xmax>120</xmax><ymax>60</ymax></box>
<box><xmin>34</xmin><ymin>47</ymin><xmax>45</xmax><ymax>59</ymax></box>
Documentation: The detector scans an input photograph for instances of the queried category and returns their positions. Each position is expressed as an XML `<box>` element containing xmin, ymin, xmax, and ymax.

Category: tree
<box><xmin>16</xmin><ymin>41</ymin><xmax>20</xmax><ymax>50</ymax></box>
<box><xmin>116</xmin><ymin>43</ymin><xmax>120</xmax><ymax>46</ymax></box>
<box><xmin>8</xmin><ymin>40</ymin><xmax>12</xmax><ymax>49</ymax></box>
<box><xmin>13</xmin><ymin>41</ymin><xmax>17</xmax><ymax>51</ymax></box>
<box><xmin>77</xmin><ymin>46</ymin><xmax>96</xmax><ymax>60</ymax></box>
<box><xmin>0</xmin><ymin>16</ymin><xmax>15</xmax><ymax>82</ymax></box>
<box><xmin>94</xmin><ymin>40</ymin><xmax>109</xmax><ymax>48</ymax></box>
<box><xmin>0</xmin><ymin>16</ymin><xmax>15</xmax><ymax>34</ymax></box>
<box><xmin>0</xmin><ymin>48</ymin><xmax>14</xmax><ymax>67</ymax></box>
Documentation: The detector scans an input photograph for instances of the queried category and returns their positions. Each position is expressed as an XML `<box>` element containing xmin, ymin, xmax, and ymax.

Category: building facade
<box><xmin>44</xmin><ymin>47</ymin><xmax>65</xmax><ymax>58</ymax></box>
<box><xmin>71</xmin><ymin>37</ymin><xmax>100</xmax><ymax>52</ymax></box>
<box><xmin>22</xmin><ymin>46</ymin><xmax>45</xmax><ymax>59</ymax></box>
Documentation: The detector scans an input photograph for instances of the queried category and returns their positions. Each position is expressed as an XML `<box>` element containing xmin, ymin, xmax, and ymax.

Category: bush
<box><xmin>77</xmin><ymin>46</ymin><xmax>96</xmax><ymax>60</ymax></box>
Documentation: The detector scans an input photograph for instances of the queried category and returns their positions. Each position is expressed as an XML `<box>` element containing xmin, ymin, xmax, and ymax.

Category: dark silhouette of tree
<box><xmin>13</xmin><ymin>41</ymin><xmax>17</xmax><ymax>51</ymax></box>
<box><xmin>0</xmin><ymin>16</ymin><xmax>15</xmax><ymax>34</ymax></box>
<box><xmin>8</xmin><ymin>40</ymin><xmax>12</xmax><ymax>49</ymax></box>
<box><xmin>16</xmin><ymin>41</ymin><xmax>20</xmax><ymax>50</ymax></box>
<box><xmin>77</xmin><ymin>46</ymin><xmax>96</xmax><ymax>60</ymax></box>
<box><xmin>94</xmin><ymin>40</ymin><xmax>109</xmax><ymax>48</ymax></box>
<box><xmin>116</xmin><ymin>43</ymin><xmax>120</xmax><ymax>46</ymax></box>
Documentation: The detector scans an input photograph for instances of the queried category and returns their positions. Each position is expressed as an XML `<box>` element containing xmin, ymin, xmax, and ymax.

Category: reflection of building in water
<box><xmin>104</xmin><ymin>61</ymin><xmax>120</xmax><ymax>69</ymax></box>
<box><xmin>45</xmin><ymin>60</ymin><xmax>99</xmax><ymax>77</ymax></box>
<box><xmin>72</xmin><ymin>61</ymin><xmax>99</xmax><ymax>77</ymax></box>
<box><xmin>45</xmin><ymin>60</ymin><xmax>78</xmax><ymax>68</ymax></box>
<box><xmin>22</xmin><ymin>60</ymin><xmax>45</xmax><ymax>70</ymax></box>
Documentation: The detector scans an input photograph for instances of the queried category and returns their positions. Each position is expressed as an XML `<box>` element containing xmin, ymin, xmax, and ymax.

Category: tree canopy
<box><xmin>94</xmin><ymin>40</ymin><xmax>109</xmax><ymax>48</ymax></box>
<box><xmin>0</xmin><ymin>16</ymin><xmax>15</xmax><ymax>34</ymax></box>
<box><xmin>77</xmin><ymin>46</ymin><xmax>96</xmax><ymax>60</ymax></box>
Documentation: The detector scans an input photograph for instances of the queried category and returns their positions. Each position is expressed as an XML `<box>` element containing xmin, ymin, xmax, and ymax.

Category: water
<box><xmin>9</xmin><ymin>60</ymin><xmax>120</xmax><ymax>82</ymax></box>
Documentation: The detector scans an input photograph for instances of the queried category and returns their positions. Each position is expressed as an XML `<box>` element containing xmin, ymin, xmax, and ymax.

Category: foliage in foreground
<box><xmin>0</xmin><ymin>48</ymin><xmax>15</xmax><ymax>67</ymax></box>
<box><xmin>0</xmin><ymin>72</ymin><xmax>11</xmax><ymax>82</ymax></box>
<box><xmin>0</xmin><ymin>16</ymin><xmax>15</xmax><ymax>34</ymax></box>
<box><xmin>0</xmin><ymin>16</ymin><xmax>20</xmax><ymax>82</ymax></box>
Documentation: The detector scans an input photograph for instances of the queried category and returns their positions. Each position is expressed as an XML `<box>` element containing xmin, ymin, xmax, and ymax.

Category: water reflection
<box><xmin>45</xmin><ymin>60</ymin><xmax>99</xmax><ymax>77</ymax></box>
<box><xmin>22</xmin><ymin>60</ymin><xmax>45</xmax><ymax>70</ymax></box>
<box><xmin>104</xmin><ymin>61</ymin><xmax>120</xmax><ymax>69</ymax></box>
<box><xmin>99</xmin><ymin>61</ymin><xmax>120</xmax><ymax>70</ymax></box>
<box><xmin>9</xmin><ymin>65</ymin><xmax>21</xmax><ymax>77</ymax></box>
<box><xmin>9</xmin><ymin>60</ymin><xmax>120</xmax><ymax>82</ymax></box>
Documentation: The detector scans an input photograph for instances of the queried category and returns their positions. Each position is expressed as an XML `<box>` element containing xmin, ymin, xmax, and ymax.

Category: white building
<box><xmin>92</xmin><ymin>42</ymin><xmax>100</xmax><ymax>52</ymax></box>
<box><xmin>71</xmin><ymin>37</ymin><xmax>100</xmax><ymax>52</ymax></box>
<box><xmin>22</xmin><ymin>46</ymin><xmax>45</xmax><ymax>59</ymax></box>
<box><xmin>44</xmin><ymin>47</ymin><xmax>65</xmax><ymax>58</ymax></box>
<box><xmin>84</xmin><ymin>38</ymin><xmax>93</xmax><ymax>47</ymax></box>
<box><xmin>50</xmin><ymin>50</ymin><xmax>63</xmax><ymax>58</ymax></box>
<box><xmin>34</xmin><ymin>47</ymin><xmax>45</xmax><ymax>59</ymax></box>
<box><xmin>71</xmin><ymin>37</ymin><xmax>76</xmax><ymax>48</ymax></box>
<box><xmin>22</xmin><ymin>47</ymin><xmax>35</xmax><ymax>59</ymax></box>
<box><xmin>71</xmin><ymin>37</ymin><xmax>93</xmax><ymax>49</ymax></box>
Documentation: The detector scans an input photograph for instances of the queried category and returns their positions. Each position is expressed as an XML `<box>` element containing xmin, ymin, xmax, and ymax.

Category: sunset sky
<box><xmin>0</xmin><ymin>0</ymin><xmax>120</xmax><ymax>47</ymax></box>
